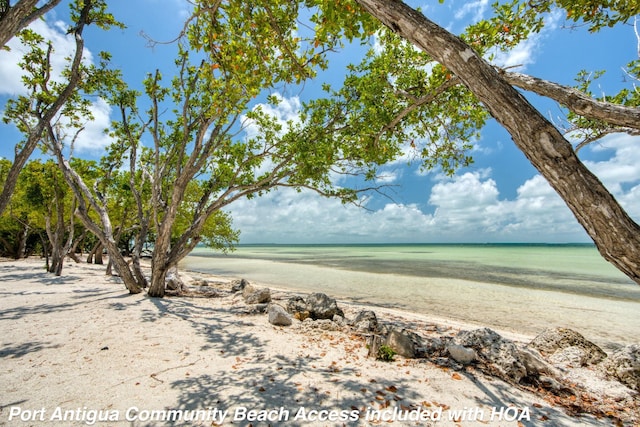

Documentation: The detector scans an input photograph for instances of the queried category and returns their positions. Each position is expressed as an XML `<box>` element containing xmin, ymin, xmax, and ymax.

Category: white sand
<box><xmin>0</xmin><ymin>258</ymin><xmax>634</xmax><ymax>426</ymax></box>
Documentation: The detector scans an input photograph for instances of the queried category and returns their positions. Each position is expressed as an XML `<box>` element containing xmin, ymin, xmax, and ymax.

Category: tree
<box><xmin>0</xmin><ymin>0</ymin><xmax>62</xmax><ymax>49</ymax></box>
<box><xmin>35</xmin><ymin>0</ymin><xmax>389</xmax><ymax>296</ymax></box>
<box><xmin>336</xmin><ymin>0</ymin><xmax>640</xmax><ymax>285</ymax></box>
<box><xmin>0</xmin><ymin>0</ymin><xmax>123</xmax><ymax>217</ymax></box>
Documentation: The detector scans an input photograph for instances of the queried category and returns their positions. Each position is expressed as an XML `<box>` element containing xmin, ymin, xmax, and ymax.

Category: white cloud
<box><xmin>488</xmin><ymin>9</ymin><xmax>562</xmax><ymax>71</ymax></box>
<box><xmin>226</xmin><ymin>128</ymin><xmax>640</xmax><ymax>245</ymax></box>
<box><xmin>226</xmin><ymin>168</ymin><xmax>592</xmax><ymax>244</ymax></box>
<box><xmin>0</xmin><ymin>15</ymin><xmax>109</xmax><ymax>155</ymax></box>
<box><xmin>227</xmin><ymin>188</ymin><xmax>435</xmax><ymax>244</ymax></box>
<box><xmin>67</xmin><ymin>98</ymin><xmax>113</xmax><ymax>154</ymax></box>
<box><xmin>376</xmin><ymin>170</ymin><xmax>402</xmax><ymax>184</ymax></box>
<box><xmin>454</xmin><ymin>0</ymin><xmax>489</xmax><ymax>22</ymax></box>
<box><xmin>581</xmin><ymin>133</ymin><xmax>640</xmax><ymax>219</ymax></box>
<box><xmin>583</xmin><ymin>133</ymin><xmax>640</xmax><ymax>193</ymax></box>
<box><xmin>0</xmin><ymin>19</ymin><xmax>92</xmax><ymax>96</ymax></box>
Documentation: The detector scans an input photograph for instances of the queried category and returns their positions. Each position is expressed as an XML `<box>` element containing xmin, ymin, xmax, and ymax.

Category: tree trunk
<box><xmin>87</xmin><ymin>241</ymin><xmax>101</xmax><ymax>263</ymax></box>
<box><xmin>94</xmin><ymin>244</ymin><xmax>104</xmax><ymax>265</ymax></box>
<box><xmin>16</xmin><ymin>223</ymin><xmax>29</xmax><ymax>259</ymax></box>
<box><xmin>355</xmin><ymin>0</ymin><xmax>640</xmax><ymax>285</ymax></box>
<box><xmin>147</xmin><ymin>263</ymin><xmax>168</xmax><ymax>298</ymax></box>
<box><xmin>0</xmin><ymin>0</ymin><xmax>62</xmax><ymax>49</ymax></box>
<box><xmin>67</xmin><ymin>229</ymin><xmax>86</xmax><ymax>263</ymax></box>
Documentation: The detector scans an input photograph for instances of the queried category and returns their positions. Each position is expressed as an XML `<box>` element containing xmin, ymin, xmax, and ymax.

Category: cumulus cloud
<box><xmin>0</xmin><ymin>19</ymin><xmax>92</xmax><ymax>96</ymax></box>
<box><xmin>243</xmin><ymin>94</ymin><xmax>301</xmax><ymax>136</ymax></box>
<box><xmin>0</xmin><ymin>15</ymin><xmax>110</xmax><ymax>155</ymax></box>
<box><xmin>63</xmin><ymin>98</ymin><xmax>113</xmax><ymax>154</ymax></box>
<box><xmin>227</xmin><ymin>188</ymin><xmax>435</xmax><ymax>244</ymax></box>
<box><xmin>226</xmin><ymin>153</ymin><xmax>640</xmax><ymax>244</ymax></box>
<box><xmin>225</xmin><ymin>170</ymin><xmax>577</xmax><ymax>244</ymax></box>
<box><xmin>488</xmin><ymin>9</ymin><xmax>562</xmax><ymax>71</ymax></box>
<box><xmin>583</xmin><ymin>134</ymin><xmax>640</xmax><ymax>192</ymax></box>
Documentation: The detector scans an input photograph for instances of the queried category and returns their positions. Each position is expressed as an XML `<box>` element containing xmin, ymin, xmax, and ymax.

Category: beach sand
<box><xmin>0</xmin><ymin>258</ymin><xmax>636</xmax><ymax>426</ymax></box>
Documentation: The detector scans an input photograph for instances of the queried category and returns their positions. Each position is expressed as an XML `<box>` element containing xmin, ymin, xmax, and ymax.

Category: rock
<box><xmin>519</xmin><ymin>348</ymin><xmax>558</xmax><ymax>378</ymax></box>
<box><xmin>421</xmin><ymin>337</ymin><xmax>449</xmax><ymax>358</ymax></box>
<box><xmin>385</xmin><ymin>328</ymin><xmax>416</xmax><ymax>359</ymax></box>
<box><xmin>191</xmin><ymin>279</ymin><xmax>209</xmax><ymax>286</ymax></box>
<box><xmin>242</xmin><ymin>285</ymin><xmax>271</xmax><ymax>304</ymax></box>
<box><xmin>165</xmin><ymin>267</ymin><xmax>186</xmax><ymax>292</ymax></box>
<box><xmin>300</xmin><ymin>318</ymin><xmax>343</xmax><ymax>332</ymax></box>
<box><xmin>247</xmin><ymin>303</ymin><xmax>269</xmax><ymax>314</ymax></box>
<box><xmin>602</xmin><ymin>344</ymin><xmax>640</xmax><ymax>391</ymax></box>
<box><xmin>529</xmin><ymin>327</ymin><xmax>607</xmax><ymax>366</ymax></box>
<box><xmin>268</xmin><ymin>304</ymin><xmax>292</xmax><ymax>326</ymax></box>
<box><xmin>350</xmin><ymin>310</ymin><xmax>378</xmax><ymax>333</ymax></box>
<box><xmin>231</xmin><ymin>278</ymin><xmax>249</xmax><ymax>293</ymax></box>
<box><xmin>454</xmin><ymin>328</ymin><xmax>528</xmax><ymax>383</ymax></box>
<box><xmin>293</xmin><ymin>311</ymin><xmax>311</xmax><ymax>321</ymax></box>
<box><xmin>286</xmin><ymin>296</ymin><xmax>310</xmax><ymax>321</ymax></box>
<box><xmin>332</xmin><ymin>314</ymin><xmax>346</xmax><ymax>326</ymax></box>
<box><xmin>305</xmin><ymin>293</ymin><xmax>344</xmax><ymax>320</ymax></box>
<box><xmin>447</xmin><ymin>344</ymin><xmax>477</xmax><ymax>365</ymax></box>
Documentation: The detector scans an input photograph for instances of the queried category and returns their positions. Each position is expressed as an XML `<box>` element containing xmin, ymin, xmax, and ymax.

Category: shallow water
<box><xmin>181</xmin><ymin>244</ymin><xmax>640</xmax><ymax>347</ymax></box>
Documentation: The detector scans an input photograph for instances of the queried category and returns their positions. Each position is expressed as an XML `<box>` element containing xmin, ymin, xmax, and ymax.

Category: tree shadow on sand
<box><xmin>0</xmin><ymin>341</ymin><xmax>62</xmax><ymax>359</ymax></box>
<box><xmin>120</xmin><ymin>294</ymin><xmax>608</xmax><ymax>427</ymax></box>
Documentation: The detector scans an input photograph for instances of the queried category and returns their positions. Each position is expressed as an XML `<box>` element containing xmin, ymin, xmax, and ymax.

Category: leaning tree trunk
<box><xmin>356</xmin><ymin>0</ymin><xmax>640</xmax><ymax>285</ymax></box>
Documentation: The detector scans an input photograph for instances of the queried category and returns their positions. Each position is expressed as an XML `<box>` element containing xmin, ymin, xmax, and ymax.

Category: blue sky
<box><xmin>0</xmin><ymin>0</ymin><xmax>639</xmax><ymax>244</ymax></box>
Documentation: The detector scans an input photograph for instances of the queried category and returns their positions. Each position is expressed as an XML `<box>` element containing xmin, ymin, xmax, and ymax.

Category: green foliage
<box><xmin>529</xmin><ymin>0</ymin><xmax>640</xmax><ymax>32</ymax></box>
<box><xmin>377</xmin><ymin>344</ymin><xmax>396</xmax><ymax>362</ymax></box>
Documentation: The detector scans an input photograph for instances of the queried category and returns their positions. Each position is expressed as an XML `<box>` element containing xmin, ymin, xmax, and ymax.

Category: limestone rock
<box><xmin>447</xmin><ymin>344</ymin><xmax>477</xmax><ymax>365</ymax></box>
<box><xmin>231</xmin><ymin>278</ymin><xmax>249</xmax><ymax>293</ymax></box>
<box><xmin>300</xmin><ymin>318</ymin><xmax>343</xmax><ymax>332</ymax></box>
<box><xmin>287</xmin><ymin>296</ymin><xmax>308</xmax><ymax>314</ymax></box>
<box><xmin>286</xmin><ymin>296</ymin><xmax>311</xmax><ymax>321</ymax></box>
<box><xmin>247</xmin><ymin>303</ymin><xmax>269</xmax><ymax>314</ymax></box>
<box><xmin>305</xmin><ymin>293</ymin><xmax>344</xmax><ymax>320</ymax></box>
<box><xmin>242</xmin><ymin>284</ymin><xmax>271</xmax><ymax>304</ymax></box>
<box><xmin>519</xmin><ymin>348</ymin><xmax>559</xmax><ymax>378</ymax></box>
<box><xmin>385</xmin><ymin>328</ymin><xmax>416</xmax><ymax>359</ymax></box>
<box><xmin>165</xmin><ymin>267</ymin><xmax>186</xmax><ymax>292</ymax></box>
<box><xmin>268</xmin><ymin>304</ymin><xmax>292</xmax><ymax>327</ymax></box>
<box><xmin>422</xmin><ymin>337</ymin><xmax>449</xmax><ymax>358</ymax></box>
<box><xmin>454</xmin><ymin>328</ymin><xmax>528</xmax><ymax>383</ymax></box>
<box><xmin>602</xmin><ymin>344</ymin><xmax>640</xmax><ymax>391</ymax></box>
<box><xmin>529</xmin><ymin>327</ymin><xmax>607</xmax><ymax>366</ymax></box>
<box><xmin>350</xmin><ymin>310</ymin><xmax>378</xmax><ymax>333</ymax></box>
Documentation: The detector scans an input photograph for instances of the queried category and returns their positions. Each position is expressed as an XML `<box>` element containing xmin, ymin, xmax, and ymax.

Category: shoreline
<box><xmin>179</xmin><ymin>253</ymin><xmax>640</xmax><ymax>350</ymax></box>
<box><xmin>1</xmin><ymin>257</ymin><xmax>638</xmax><ymax>426</ymax></box>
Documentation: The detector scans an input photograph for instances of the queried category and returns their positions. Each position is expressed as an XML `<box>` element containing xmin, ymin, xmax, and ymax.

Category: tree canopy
<box><xmin>1</xmin><ymin>0</ymin><xmax>639</xmax><ymax>291</ymax></box>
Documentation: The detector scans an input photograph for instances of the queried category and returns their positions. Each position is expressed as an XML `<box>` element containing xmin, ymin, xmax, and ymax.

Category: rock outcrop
<box><xmin>602</xmin><ymin>344</ymin><xmax>640</xmax><ymax>392</ymax></box>
<box><xmin>529</xmin><ymin>327</ymin><xmax>607</xmax><ymax>367</ymax></box>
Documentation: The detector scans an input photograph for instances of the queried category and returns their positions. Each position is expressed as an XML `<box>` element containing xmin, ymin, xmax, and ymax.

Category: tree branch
<box><xmin>504</xmin><ymin>71</ymin><xmax>640</xmax><ymax>132</ymax></box>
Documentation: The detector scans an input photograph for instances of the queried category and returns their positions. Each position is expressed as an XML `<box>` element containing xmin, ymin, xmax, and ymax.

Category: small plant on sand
<box><xmin>377</xmin><ymin>344</ymin><xmax>396</xmax><ymax>362</ymax></box>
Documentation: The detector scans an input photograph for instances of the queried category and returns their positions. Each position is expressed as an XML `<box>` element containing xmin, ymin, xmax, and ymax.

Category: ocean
<box><xmin>180</xmin><ymin>244</ymin><xmax>640</xmax><ymax>347</ymax></box>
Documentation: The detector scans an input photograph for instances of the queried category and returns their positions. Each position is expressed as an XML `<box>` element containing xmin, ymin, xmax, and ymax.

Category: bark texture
<box><xmin>504</xmin><ymin>71</ymin><xmax>640</xmax><ymax>131</ymax></box>
<box><xmin>356</xmin><ymin>0</ymin><xmax>640</xmax><ymax>284</ymax></box>
<box><xmin>0</xmin><ymin>0</ymin><xmax>61</xmax><ymax>49</ymax></box>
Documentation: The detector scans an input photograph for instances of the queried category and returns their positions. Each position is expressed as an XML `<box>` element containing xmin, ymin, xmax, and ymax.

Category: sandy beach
<box><xmin>0</xmin><ymin>257</ymin><xmax>637</xmax><ymax>426</ymax></box>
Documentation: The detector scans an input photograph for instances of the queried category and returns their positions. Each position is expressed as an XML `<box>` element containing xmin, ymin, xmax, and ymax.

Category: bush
<box><xmin>377</xmin><ymin>344</ymin><xmax>396</xmax><ymax>362</ymax></box>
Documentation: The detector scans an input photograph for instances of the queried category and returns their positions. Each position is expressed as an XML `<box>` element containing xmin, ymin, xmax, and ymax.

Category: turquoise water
<box><xmin>184</xmin><ymin>244</ymin><xmax>637</xmax><ymax>299</ymax></box>
<box><xmin>181</xmin><ymin>244</ymin><xmax>640</xmax><ymax>346</ymax></box>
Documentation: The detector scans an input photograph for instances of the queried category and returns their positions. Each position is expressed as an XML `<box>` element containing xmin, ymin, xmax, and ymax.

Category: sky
<box><xmin>0</xmin><ymin>0</ymin><xmax>639</xmax><ymax>244</ymax></box>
